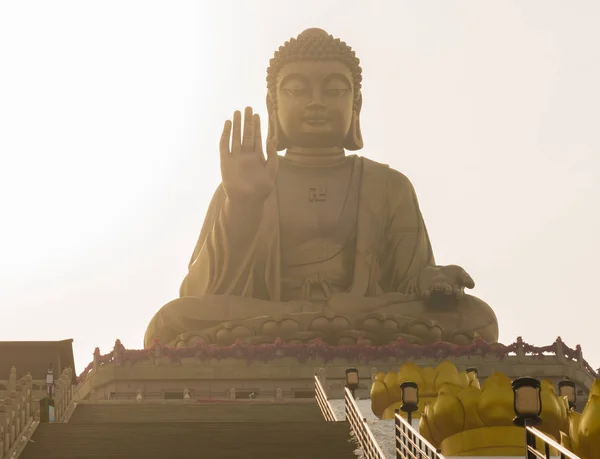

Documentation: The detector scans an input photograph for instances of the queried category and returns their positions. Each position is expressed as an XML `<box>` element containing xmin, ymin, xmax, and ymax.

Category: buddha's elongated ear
<box><xmin>344</xmin><ymin>91</ymin><xmax>364</xmax><ymax>151</ymax></box>
<box><xmin>266</xmin><ymin>93</ymin><xmax>288</xmax><ymax>151</ymax></box>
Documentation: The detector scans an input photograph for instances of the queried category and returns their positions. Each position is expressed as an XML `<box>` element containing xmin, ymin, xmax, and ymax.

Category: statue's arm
<box><xmin>179</xmin><ymin>185</ymin><xmax>264</xmax><ymax>297</ymax></box>
<box><xmin>381</xmin><ymin>169</ymin><xmax>435</xmax><ymax>294</ymax></box>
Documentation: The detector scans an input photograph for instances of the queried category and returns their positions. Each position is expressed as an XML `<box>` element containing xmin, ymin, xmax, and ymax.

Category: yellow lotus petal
<box><xmin>383</xmin><ymin>370</ymin><xmax>402</xmax><ymax>404</ymax></box>
<box><xmin>558</xmin><ymin>395</ymin><xmax>570</xmax><ymax>435</ymax></box>
<box><xmin>455</xmin><ymin>385</ymin><xmax>485</xmax><ymax>430</ymax></box>
<box><xmin>458</xmin><ymin>371</ymin><xmax>470</xmax><ymax>388</ymax></box>
<box><xmin>480</xmin><ymin>371</ymin><xmax>512</xmax><ymax>391</ymax></box>
<box><xmin>588</xmin><ymin>378</ymin><xmax>600</xmax><ymax>400</ymax></box>
<box><xmin>541</xmin><ymin>379</ymin><xmax>557</xmax><ymax>395</ymax></box>
<box><xmin>560</xmin><ymin>431</ymin><xmax>572</xmax><ymax>451</ymax></box>
<box><xmin>397</xmin><ymin>362</ymin><xmax>425</xmax><ymax>388</ymax></box>
<box><xmin>374</xmin><ymin>371</ymin><xmax>386</xmax><ymax>381</ymax></box>
<box><xmin>422</xmin><ymin>402</ymin><xmax>445</xmax><ymax>446</ymax></box>
<box><xmin>432</xmin><ymin>393</ymin><xmax>465</xmax><ymax>440</ymax></box>
<box><xmin>540</xmin><ymin>380</ymin><xmax>564</xmax><ymax>440</ymax></box>
<box><xmin>420</xmin><ymin>366</ymin><xmax>436</xmax><ymax>395</ymax></box>
<box><xmin>381</xmin><ymin>401</ymin><xmax>403</xmax><ymax>420</ymax></box>
<box><xmin>433</xmin><ymin>361</ymin><xmax>461</xmax><ymax>390</ymax></box>
<box><xmin>470</xmin><ymin>377</ymin><xmax>481</xmax><ymax>390</ymax></box>
<box><xmin>419</xmin><ymin>412</ymin><xmax>437</xmax><ymax>446</ymax></box>
<box><xmin>569</xmin><ymin>411</ymin><xmax>582</xmax><ymax>456</ymax></box>
<box><xmin>477</xmin><ymin>372</ymin><xmax>514</xmax><ymax>426</ymax></box>
<box><xmin>437</xmin><ymin>382</ymin><xmax>462</xmax><ymax>397</ymax></box>
<box><xmin>370</xmin><ymin>379</ymin><xmax>390</xmax><ymax>418</ymax></box>
<box><xmin>578</xmin><ymin>394</ymin><xmax>600</xmax><ymax>458</ymax></box>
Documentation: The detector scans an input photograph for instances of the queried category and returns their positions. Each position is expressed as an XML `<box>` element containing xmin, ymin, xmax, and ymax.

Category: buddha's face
<box><xmin>275</xmin><ymin>60</ymin><xmax>355</xmax><ymax>149</ymax></box>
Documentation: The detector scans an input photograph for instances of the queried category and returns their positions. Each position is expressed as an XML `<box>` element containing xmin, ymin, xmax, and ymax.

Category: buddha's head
<box><xmin>266</xmin><ymin>28</ymin><xmax>363</xmax><ymax>151</ymax></box>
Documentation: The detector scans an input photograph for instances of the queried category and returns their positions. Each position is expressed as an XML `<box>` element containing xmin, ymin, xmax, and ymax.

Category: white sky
<box><xmin>1</xmin><ymin>1</ymin><xmax>598</xmax><ymax>375</ymax></box>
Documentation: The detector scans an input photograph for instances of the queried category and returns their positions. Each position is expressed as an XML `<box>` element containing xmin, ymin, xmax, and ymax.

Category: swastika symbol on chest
<box><xmin>308</xmin><ymin>187</ymin><xmax>327</xmax><ymax>202</ymax></box>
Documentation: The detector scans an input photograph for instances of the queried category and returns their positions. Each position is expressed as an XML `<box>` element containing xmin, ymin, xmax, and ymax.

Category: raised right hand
<box><xmin>220</xmin><ymin>106</ymin><xmax>279</xmax><ymax>205</ymax></box>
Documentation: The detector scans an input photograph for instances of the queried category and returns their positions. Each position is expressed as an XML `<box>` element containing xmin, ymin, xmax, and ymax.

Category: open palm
<box><xmin>220</xmin><ymin>107</ymin><xmax>279</xmax><ymax>204</ymax></box>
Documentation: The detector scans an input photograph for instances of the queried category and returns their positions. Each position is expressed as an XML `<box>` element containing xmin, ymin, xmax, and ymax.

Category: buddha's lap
<box><xmin>150</xmin><ymin>293</ymin><xmax>496</xmax><ymax>335</ymax></box>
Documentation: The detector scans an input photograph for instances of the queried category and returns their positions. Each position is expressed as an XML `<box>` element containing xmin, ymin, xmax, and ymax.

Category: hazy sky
<box><xmin>1</xmin><ymin>1</ymin><xmax>598</xmax><ymax>374</ymax></box>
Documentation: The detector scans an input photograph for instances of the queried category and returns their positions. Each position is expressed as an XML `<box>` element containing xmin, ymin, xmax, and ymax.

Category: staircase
<box><xmin>20</xmin><ymin>402</ymin><xmax>356</xmax><ymax>459</ymax></box>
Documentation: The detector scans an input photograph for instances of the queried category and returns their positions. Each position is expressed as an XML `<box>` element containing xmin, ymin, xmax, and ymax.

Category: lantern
<box><xmin>345</xmin><ymin>368</ymin><xmax>359</xmax><ymax>397</ymax></box>
<box><xmin>466</xmin><ymin>367</ymin><xmax>481</xmax><ymax>389</ymax></box>
<box><xmin>45</xmin><ymin>365</ymin><xmax>55</xmax><ymax>398</ymax></box>
<box><xmin>400</xmin><ymin>381</ymin><xmax>419</xmax><ymax>424</ymax></box>
<box><xmin>512</xmin><ymin>377</ymin><xmax>542</xmax><ymax>426</ymax></box>
<box><xmin>558</xmin><ymin>379</ymin><xmax>576</xmax><ymax>410</ymax></box>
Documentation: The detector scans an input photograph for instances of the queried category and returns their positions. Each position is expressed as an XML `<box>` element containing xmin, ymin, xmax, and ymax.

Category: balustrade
<box><xmin>0</xmin><ymin>366</ymin><xmax>74</xmax><ymax>459</ymax></box>
<box><xmin>394</xmin><ymin>412</ymin><xmax>444</xmax><ymax>459</ymax></box>
<box><xmin>525</xmin><ymin>426</ymin><xmax>580</xmax><ymax>459</ymax></box>
<box><xmin>344</xmin><ymin>387</ymin><xmax>386</xmax><ymax>459</ymax></box>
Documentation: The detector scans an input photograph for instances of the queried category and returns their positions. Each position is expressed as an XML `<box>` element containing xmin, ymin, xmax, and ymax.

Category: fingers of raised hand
<box><xmin>265</xmin><ymin>113</ymin><xmax>279</xmax><ymax>159</ymax></box>
<box><xmin>231</xmin><ymin>110</ymin><xmax>242</xmax><ymax>154</ymax></box>
<box><xmin>253</xmin><ymin>114</ymin><xmax>264</xmax><ymax>156</ymax></box>
<box><xmin>241</xmin><ymin>107</ymin><xmax>254</xmax><ymax>153</ymax></box>
<box><xmin>265</xmin><ymin>116</ymin><xmax>279</xmax><ymax>179</ymax></box>
<box><xmin>219</xmin><ymin>119</ymin><xmax>232</xmax><ymax>161</ymax></box>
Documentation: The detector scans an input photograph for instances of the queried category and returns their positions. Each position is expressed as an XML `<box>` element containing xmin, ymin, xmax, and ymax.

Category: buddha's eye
<box><xmin>285</xmin><ymin>89</ymin><xmax>307</xmax><ymax>97</ymax></box>
<box><xmin>324</xmin><ymin>88</ymin><xmax>348</xmax><ymax>98</ymax></box>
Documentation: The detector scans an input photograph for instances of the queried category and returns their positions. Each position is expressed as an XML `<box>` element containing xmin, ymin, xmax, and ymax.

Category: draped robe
<box><xmin>180</xmin><ymin>156</ymin><xmax>434</xmax><ymax>300</ymax></box>
<box><xmin>144</xmin><ymin>155</ymin><xmax>498</xmax><ymax>348</ymax></box>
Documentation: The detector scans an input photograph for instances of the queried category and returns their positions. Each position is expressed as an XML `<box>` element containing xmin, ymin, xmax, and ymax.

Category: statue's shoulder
<box><xmin>359</xmin><ymin>156</ymin><xmax>414</xmax><ymax>191</ymax></box>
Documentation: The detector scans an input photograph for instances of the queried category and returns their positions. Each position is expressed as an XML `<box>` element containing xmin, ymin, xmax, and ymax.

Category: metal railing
<box><xmin>395</xmin><ymin>412</ymin><xmax>445</xmax><ymax>459</ymax></box>
<box><xmin>525</xmin><ymin>426</ymin><xmax>580</xmax><ymax>459</ymax></box>
<box><xmin>314</xmin><ymin>374</ymin><xmax>337</xmax><ymax>422</ymax></box>
<box><xmin>344</xmin><ymin>387</ymin><xmax>386</xmax><ymax>459</ymax></box>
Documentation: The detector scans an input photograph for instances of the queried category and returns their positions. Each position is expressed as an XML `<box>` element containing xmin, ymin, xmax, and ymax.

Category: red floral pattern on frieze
<box><xmin>77</xmin><ymin>336</ymin><xmax>597</xmax><ymax>383</ymax></box>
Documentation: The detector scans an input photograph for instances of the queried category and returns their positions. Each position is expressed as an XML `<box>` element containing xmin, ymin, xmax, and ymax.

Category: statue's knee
<box><xmin>462</xmin><ymin>295</ymin><xmax>497</xmax><ymax>318</ymax></box>
<box><xmin>458</xmin><ymin>294</ymin><xmax>499</xmax><ymax>343</ymax></box>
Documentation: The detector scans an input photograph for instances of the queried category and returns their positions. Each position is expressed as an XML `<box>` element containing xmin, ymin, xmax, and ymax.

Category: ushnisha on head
<box><xmin>266</xmin><ymin>28</ymin><xmax>364</xmax><ymax>151</ymax></box>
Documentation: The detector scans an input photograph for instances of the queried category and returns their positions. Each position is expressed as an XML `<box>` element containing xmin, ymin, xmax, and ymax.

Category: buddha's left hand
<box><xmin>418</xmin><ymin>265</ymin><xmax>475</xmax><ymax>301</ymax></box>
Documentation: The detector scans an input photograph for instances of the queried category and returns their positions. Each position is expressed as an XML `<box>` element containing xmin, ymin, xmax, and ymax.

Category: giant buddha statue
<box><xmin>144</xmin><ymin>28</ymin><xmax>499</xmax><ymax>349</ymax></box>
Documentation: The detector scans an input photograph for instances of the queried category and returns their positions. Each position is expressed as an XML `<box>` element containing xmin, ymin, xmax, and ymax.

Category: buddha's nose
<box><xmin>306</xmin><ymin>99</ymin><xmax>326</xmax><ymax>110</ymax></box>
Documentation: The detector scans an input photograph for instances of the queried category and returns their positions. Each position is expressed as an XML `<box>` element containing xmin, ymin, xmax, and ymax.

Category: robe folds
<box><xmin>180</xmin><ymin>156</ymin><xmax>435</xmax><ymax>300</ymax></box>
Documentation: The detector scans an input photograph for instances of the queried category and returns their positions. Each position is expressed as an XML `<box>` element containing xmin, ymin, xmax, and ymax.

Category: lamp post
<box><xmin>45</xmin><ymin>364</ymin><xmax>56</xmax><ymax>423</ymax></box>
<box><xmin>399</xmin><ymin>381</ymin><xmax>419</xmax><ymax>457</ymax></box>
<box><xmin>512</xmin><ymin>377</ymin><xmax>542</xmax><ymax>459</ymax></box>
<box><xmin>466</xmin><ymin>367</ymin><xmax>480</xmax><ymax>389</ymax></box>
<box><xmin>345</xmin><ymin>368</ymin><xmax>359</xmax><ymax>421</ymax></box>
<box><xmin>45</xmin><ymin>365</ymin><xmax>55</xmax><ymax>399</ymax></box>
<box><xmin>400</xmin><ymin>381</ymin><xmax>419</xmax><ymax>425</ymax></box>
<box><xmin>558</xmin><ymin>379</ymin><xmax>576</xmax><ymax>410</ymax></box>
<box><xmin>345</xmin><ymin>368</ymin><xmax>359</xmax><ymax>398</ymax></box>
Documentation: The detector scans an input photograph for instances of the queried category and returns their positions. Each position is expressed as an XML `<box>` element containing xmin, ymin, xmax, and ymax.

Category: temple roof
<box><xmin>0</xmin><ymin>339</ymin><xmax>77</xmax><ymax>384</ymax></box>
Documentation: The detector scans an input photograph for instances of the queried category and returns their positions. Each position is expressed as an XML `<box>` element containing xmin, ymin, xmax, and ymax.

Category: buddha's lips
<box><xmin>303</xmin><ymin>118</ymin><xmax>329</xmax><ymax>126</ymax></box>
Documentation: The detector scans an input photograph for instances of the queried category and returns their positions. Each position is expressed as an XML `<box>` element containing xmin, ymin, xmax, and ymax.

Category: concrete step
<box><xmin>20</xmin><ymin>421</ymin><xmax>356</xmax><ymax>459</ymax></box>
<box><xmin>69</xmin><ymin>402</ymin><xmax>324</xmax><ymax>423</ymax></box>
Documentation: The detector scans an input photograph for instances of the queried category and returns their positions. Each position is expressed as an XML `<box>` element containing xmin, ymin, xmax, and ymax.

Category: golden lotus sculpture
<box><xmin>370</xmin><ymin>361</ymin><xmax>471</xmax><ymax>420</ymax></box>
<box><xmin>562</xmin><ymin>379</ymin><xmax>600</xmax><ymax>458</ymax></box>
<box><xmin>420</xmin><ymin>373</ymin><xmax>569</xmax><ymax>455</ymax></box>
<box><xmin>371</xmin><ymin>361</ymin><xmax>572</xmax><ymax>456</ymax></box>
